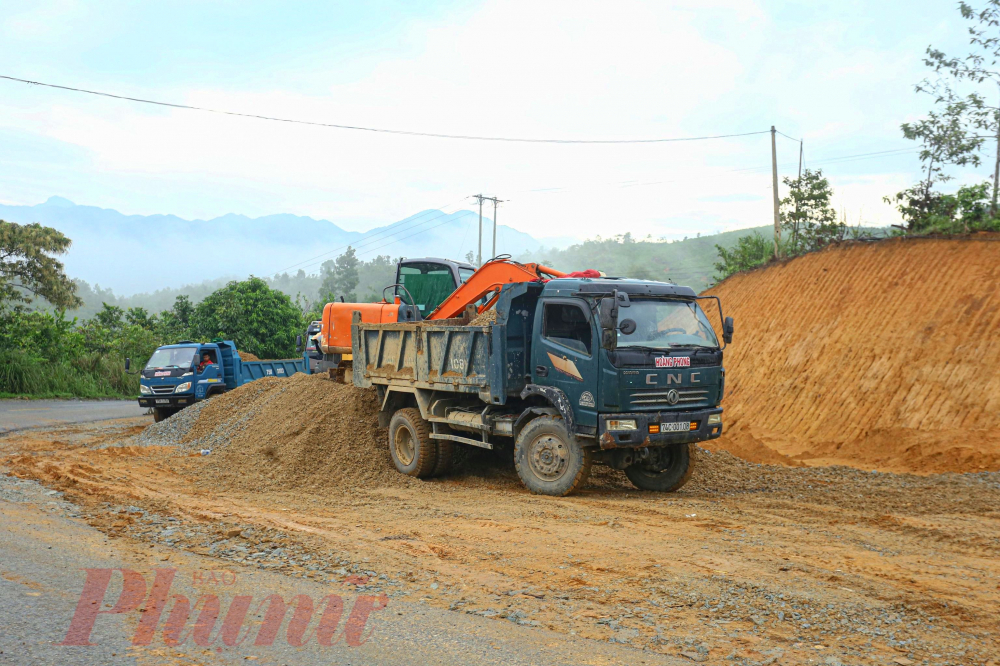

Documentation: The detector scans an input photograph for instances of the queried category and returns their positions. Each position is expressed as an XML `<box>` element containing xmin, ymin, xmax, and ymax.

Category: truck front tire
<box><xmin>624</xmin><ymin>444</ymin><xmax>693</xmax><ymax>492</ymax></box>
<box><xmin>514</xmin><ymin>416</ymin><xmax>592</xmax><ymax>496</ymax></box>
<box><xmin>152</xmin><ymin>407</ymin><xmax>173</xmax><ymax>423</ymax></box>
<box><xmin>388</xmin><ymin>408</ymin><xmax>438</xmax><ymax>478</ymax></box>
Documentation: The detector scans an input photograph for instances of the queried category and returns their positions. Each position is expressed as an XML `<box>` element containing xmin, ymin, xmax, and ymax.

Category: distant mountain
<box><xmin>0</xmin><ymin>197</ymin><xmax>568</xmax><ymax>295</ymax></box>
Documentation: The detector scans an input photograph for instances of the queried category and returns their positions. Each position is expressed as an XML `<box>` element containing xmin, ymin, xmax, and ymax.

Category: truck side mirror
<box><xmin>616</xmin><ymin>291</ymin><xmax>631</xmax><ymax>307</ymax></box>
<box><xmin>723</xmin><ymin>316</ymin><xmax>734</xmax><ymax>344</ymax></box>
<box><xmin>618</xmin><ymin>318</ymin><xmax>637</xmax><ymax>335</ymax></box>
<box><xmin>598</xmin><ymin>292</ymin><xmax>620</xmax><ymax>330</ymax></box>
<box><xmin>296</xmin><ymin>335</ymin><xmax>303</xmax><ymax>353</ymax></box>
<box><xmin>125</xmin><ymin>358</ymin><xmax>131</xmax><ymax>371</ymax></box>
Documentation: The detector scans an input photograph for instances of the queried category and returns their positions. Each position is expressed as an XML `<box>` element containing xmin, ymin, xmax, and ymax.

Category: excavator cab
<box><xmin>394</xmin><ymin>258</ymin><xmax>476</xmax><ymax>318</ymax></box>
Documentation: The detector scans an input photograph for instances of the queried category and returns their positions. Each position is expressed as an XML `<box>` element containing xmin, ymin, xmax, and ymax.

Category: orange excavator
<box><xmin>315</xmin><ymin>257</ymin><xmax>567</xmax><ymax>373</ymax></box>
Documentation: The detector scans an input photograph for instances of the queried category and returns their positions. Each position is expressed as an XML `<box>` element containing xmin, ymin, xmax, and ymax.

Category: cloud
<box><xmin>0</xmin><ymin>0</ymin><xmax>944</xmax><ymax>241</ymax></box>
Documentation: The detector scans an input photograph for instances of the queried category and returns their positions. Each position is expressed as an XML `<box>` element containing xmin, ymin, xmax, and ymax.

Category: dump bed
<box><xmin>351</xmin><ymin>281</ymin><xmax>543</xmax><ymax>405</ymax></box>
<box><xmin>352</xmin><ymin>320</ymin><xmax>494</xmax><ymax>394</ymax></box>
<box><xmin>237</xmin><ymin>358</ymin><xmax>307</xmax><ymax>384</ymax></box>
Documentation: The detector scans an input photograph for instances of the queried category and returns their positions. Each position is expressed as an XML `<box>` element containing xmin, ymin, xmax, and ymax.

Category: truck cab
<box><xmin>134</xmin><ymin>341</ymin><xmax>230</xmax><ymax>421</ymax></box>
<box><xmin>527</xmin><ymin>279</ymin><xmax>730</xmax><ymax>478</ymax></box>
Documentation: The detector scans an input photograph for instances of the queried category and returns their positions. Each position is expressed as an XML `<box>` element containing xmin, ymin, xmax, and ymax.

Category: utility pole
<box><xmin>491</xmin><ymin>198</ymin><xmax>500</xmax><ymax>258</ymax></box>
<box><xmin>473</xmin><ymin>194</ymin><xmax>485</xmax><ymax>266</ymax></box>
<box><xmin>770</xmin><ymin>126</ymin><xmax>781</xmax><ymax>259</ymax></box>
<box><xmin>792</xmin><ymin>138</ymin><xmax>803</xmax><ymax>250</ymax></box>
<box><xmin>472</xmin><ymin>194</ymin><xmax>503</xmax><ymax>264</ymax></box>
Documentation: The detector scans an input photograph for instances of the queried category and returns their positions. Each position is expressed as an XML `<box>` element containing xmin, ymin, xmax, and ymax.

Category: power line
<box><xmin>775</xmin><ymin>130</ymin><xmax>801</xmax><ymax>143</ymax></box>
<box><xmin>351</xmin><ymin>209</ymin><xmax>477</xmax><ymax>260</ymax></box>
<box><xmin>1</xmin><ymin>74</ymin><xmax>771</xmax><ymax>145</ymax></box>
<box><xmin>282</xmin><ymin>204</ymin><xmax>468</xmax><ymax>275</ymax></box>
<box><xmin>267</xmin><ymin>197</ymin><xmax>469</xmax><ymax>276</ymax></box>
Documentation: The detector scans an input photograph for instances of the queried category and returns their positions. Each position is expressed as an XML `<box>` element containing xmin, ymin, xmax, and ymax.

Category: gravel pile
<box><xmin>111</xmin><ymin>401</ymin><xmax>209</xmax><ymax>449</ymax></box>
<box><xmin>469</xmin><ymin>308</ymin><xmax>497</xmax><ymax>326</ymax></box>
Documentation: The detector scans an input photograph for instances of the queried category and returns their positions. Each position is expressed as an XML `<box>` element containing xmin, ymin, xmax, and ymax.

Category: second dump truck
<box><xmin>352</xmin><ymin>275</ymin><xmax>734</xmax><ymax>496</ymax></box>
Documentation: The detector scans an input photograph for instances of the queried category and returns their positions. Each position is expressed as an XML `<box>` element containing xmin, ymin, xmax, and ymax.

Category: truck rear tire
<box><xmin>433</xmin><ymin>438</ymin><xmax>455</xmax><ymax>477</ymax></box>
<box><xmin>514</xmin><ymin>416</ymin><xmax>592</xmax><ymax>496</ymax></box>
<box><xmin>388</xmin><ymin>408</ymin><xmax>438</xmax><ymax>478</ymax></box>
<box><xmin>624</xmin><ymin>444</ymin><xmax>692</xmax><ymax>492</ymax></box>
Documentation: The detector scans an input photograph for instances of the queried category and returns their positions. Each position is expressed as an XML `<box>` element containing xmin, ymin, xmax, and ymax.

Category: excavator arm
<box><xmin>428</xmin><ymin>258</ymin><xmax>566</xmax><ymax>320</ymax></box>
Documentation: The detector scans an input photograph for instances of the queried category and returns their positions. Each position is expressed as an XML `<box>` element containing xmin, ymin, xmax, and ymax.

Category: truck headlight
<box><xmin>708</xmin><ymin>414</ymin><xmax>722</xmax><ymax>425</ymax></box>
<box><xmin>175</xmin><ymin>382</ymin><xmax>192</xmax><ymax>393</ymax></box>
<box><xmin>607</xmin><ymin>419</ymin><xmax>637</xmax><ymax>431</ymax></box>
<box><xmin>140</xmin><ymin>385</ymin><xmax>151</xmax><ymax>395</ymax></box>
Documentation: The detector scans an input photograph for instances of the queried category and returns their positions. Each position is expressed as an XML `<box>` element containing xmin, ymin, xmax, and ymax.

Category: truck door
<box><xmin>195</xmin><ymin>345</ymin><xmax>223</xmax><ymax>399</ymax></box>
<box><xmin>532</xmin><ymin>298</ymin><xmax>600</xmax><ymax>428</ymax></box>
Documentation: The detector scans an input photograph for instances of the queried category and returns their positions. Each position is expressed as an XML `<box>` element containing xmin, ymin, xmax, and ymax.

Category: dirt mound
<box><xmin>237</xmin><ymin>351</ymin><xmax>260</xmax><ymax>361</ymax></box>
<box><xmin>705</xmin><ymin>236</ymin><xmax>1000</xmax><ymax>474</ymax></box>
<box><xmin>181</xmin><ymin>373</ymin><xmax>407</xmax><ymax>494</ymax></box>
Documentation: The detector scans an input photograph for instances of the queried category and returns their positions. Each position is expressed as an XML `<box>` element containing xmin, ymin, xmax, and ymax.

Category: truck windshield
<box><xmin>618</xmin><ymin>299</ymin><xmax>719</xmax><ymax>349</ymax></box>
<box><xmin>398</xmin><ymin>262</ymin><xmax>459</xmax><ymax>316</ymax></box>
<box><xmin>145</xmin><ymin>347</ymin><xmax>198</xmax><ymax>369</ymax></box>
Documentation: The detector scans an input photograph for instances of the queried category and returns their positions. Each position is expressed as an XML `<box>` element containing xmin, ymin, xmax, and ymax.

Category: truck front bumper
<box><xmin>598</xmin><ymin>408</ymin><xmax>723</xmax><ymax>449</ymax></box>
<box><xmin>138</xmin><ymin>395</ymin><xmax>195</xmax><ymax>409</ymax></box>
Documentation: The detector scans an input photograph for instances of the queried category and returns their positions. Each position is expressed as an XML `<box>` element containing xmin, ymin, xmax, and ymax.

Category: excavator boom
<box><xmin>428</xmin><ymin>259</ymin><xmax>565</xmax><ymax>320</ymax></box>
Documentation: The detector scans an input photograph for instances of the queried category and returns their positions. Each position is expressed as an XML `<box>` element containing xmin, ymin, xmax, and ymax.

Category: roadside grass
<box><xmin>0</xmin><ymin>350</ymin><xmax>138</xmax><ymax>399</ymax></box>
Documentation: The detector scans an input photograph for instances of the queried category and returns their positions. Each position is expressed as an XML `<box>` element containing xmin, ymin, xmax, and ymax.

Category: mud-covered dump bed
<box><xmin>351</xmin><ymin>281</ymin><xmax>543</xmax><ymax>405</ymax></box>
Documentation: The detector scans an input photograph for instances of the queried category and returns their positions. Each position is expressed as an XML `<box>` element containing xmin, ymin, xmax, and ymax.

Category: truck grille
<box><xmin>150</xmin><ymin>385</ymin><xmax>175</xmax><ymax>395</ymax></box>
<box><xmin>628</xmin><ymin>388</ymin><xmax>710</xmax><ymax>410</ymax></box>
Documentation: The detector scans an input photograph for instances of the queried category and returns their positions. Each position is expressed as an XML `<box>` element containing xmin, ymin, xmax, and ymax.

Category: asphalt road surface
<box><xmin>0</xmin><ymin>400</ymin><xmax>148</xmax><ymax>433</ymax></box>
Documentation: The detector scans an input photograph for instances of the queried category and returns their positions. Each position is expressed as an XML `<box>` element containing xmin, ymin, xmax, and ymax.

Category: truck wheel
<box><xmin>152</xmin><ymin>407</ymin><xmax>171</xmax><ymax>423</ymax></box>
<box><xmin>388</xmin><ymin>408</ymin><xmax>438</xmax><ymax>478</ymax></box>
<box><xmin>433</xmin><ymin>439</ymin><xmax>455</xmax><ymax>477</ymax></box>
<box><xmin>624</xmin><ymin>444</ymin><xmax>692</xmax><ymax>492</ymax></box>
<box><xmin>514</xmin><ymin>416</ymin><xmax>592</xmax><ymax>496</ymax></box>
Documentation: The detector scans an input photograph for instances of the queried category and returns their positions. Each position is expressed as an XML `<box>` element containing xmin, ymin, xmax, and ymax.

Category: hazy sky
<box><xmin>0</xmin><ymin>0</ymin><xmax>988</xmax><ymax>244</ymax></box>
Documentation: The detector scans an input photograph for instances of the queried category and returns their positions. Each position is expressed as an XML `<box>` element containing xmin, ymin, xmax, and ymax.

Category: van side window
<box><xmin>543</xmin><ymin>303</ymin><xmax>592</xmax><ymax>355</ymax></box>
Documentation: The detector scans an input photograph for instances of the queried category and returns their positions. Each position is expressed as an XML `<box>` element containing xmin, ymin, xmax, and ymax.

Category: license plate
<box><xmin>660</xmin><ymin>422</ymin><xmax>689</xmax><ymax>432</ymax></box>
<box><xmin>155</xmin><ymin>399</ymin><xmax>170</xmax><ymax>404</ymax></box>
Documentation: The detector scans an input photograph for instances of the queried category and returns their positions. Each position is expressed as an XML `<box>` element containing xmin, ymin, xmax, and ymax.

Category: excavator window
<box><xmin>397</xmin><ymin>262</ymin><xmax>459</xmax><ymax>317</ymax></box>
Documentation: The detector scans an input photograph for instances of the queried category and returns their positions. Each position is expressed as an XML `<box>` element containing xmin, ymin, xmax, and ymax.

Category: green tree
<box><xmin>886</xmin><ymin>92</ymin><xmax>983</xmax><ymax>230</ymax></box>
<box><xmin>714</xmin><ymin>232</ymin><xmax>773</xmax><ymax>281</ymax></box>
<box><xmin>156</xmin><ymin>295</ymin><xmax>195</xmax><ymax>341</ymax></box>
<box><xmin>192</xmin><ymin>277</ymin><xmax>303</xmax><ymax>359</ymax></box>
<box><xmin>924</xmin><ymin>1</ymin><xmax>1000</xmax><ymax>215</ymax></box>
<box><xmin>318</xmin><ymin>246</ymin><xmax>360</xmax><ymax>303</ymax></box>
<box><xmin>0</xmin><ymin>220</ymin><xmax>82</xmax><ymax>309</ymax></box>
<box><xmin>780</xmin><ymin>168</ymin><xmax>844</xmax><ymax>254</ymax></box>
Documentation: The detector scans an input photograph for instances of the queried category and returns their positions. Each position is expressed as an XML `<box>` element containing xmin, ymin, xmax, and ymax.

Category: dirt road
<box><xmin>0</xmin><ymin>419</ymin><xmax>686</xmax><ymax>666</ymax></box>
<box><xmin>4</xmin><ymin>415</ymin><xmax>997</xmax><ymax>665</ymax></box>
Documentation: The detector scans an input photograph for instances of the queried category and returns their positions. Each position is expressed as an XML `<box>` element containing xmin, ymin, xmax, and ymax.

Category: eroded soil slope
<box><xmin>706</xmin><ymin>236</ymin><xmax>1000</xmax><ymax>473</ymax></box>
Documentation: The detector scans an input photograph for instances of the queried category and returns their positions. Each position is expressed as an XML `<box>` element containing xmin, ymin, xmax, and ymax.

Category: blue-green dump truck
<box><xmin>352</xmin><ymin>277</ymin><xmax>734</xmax><ymax>496</ymax></box>
<box><xmin>128</xmin><ymin>340</ymin><xmax>309</xmax><ymax>422</ymax></box>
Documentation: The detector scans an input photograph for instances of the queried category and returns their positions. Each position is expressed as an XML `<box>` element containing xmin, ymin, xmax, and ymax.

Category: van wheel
<box><xmin>624</xmin><ymin>444</ymin><xmax>692</xmax><ymax>492</ymax></box>
<box><xmin>152</xmin><ymin>408</ymin><xmax>172</xmax><ymax>423</ymax></box>
<box><xmin>388</xmin><ymin>408</ymin><xmax>438</xmax><ymax>478</ymax></box>
<box><xmin>514</xmin><ymin>416</ymin><xmax>592</xmax><ymax>496</ymax></box>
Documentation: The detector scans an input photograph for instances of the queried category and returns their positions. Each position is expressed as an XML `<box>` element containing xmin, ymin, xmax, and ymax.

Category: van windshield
<box><xmin>145</xmin><ymin>347</ymin><xmax>199</xmax><ymax>369</ymax></box>
<box><xmin>617</xmin><ymin>299</ymin><xmax>719</xmax><ymax>349</ymax></box>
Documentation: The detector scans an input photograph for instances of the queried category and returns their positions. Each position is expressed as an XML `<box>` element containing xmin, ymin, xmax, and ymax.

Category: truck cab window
<box><xmin>543</xmin><ymin>303</ymin><xmax>592</xmax><ymax>355</ymax></box>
